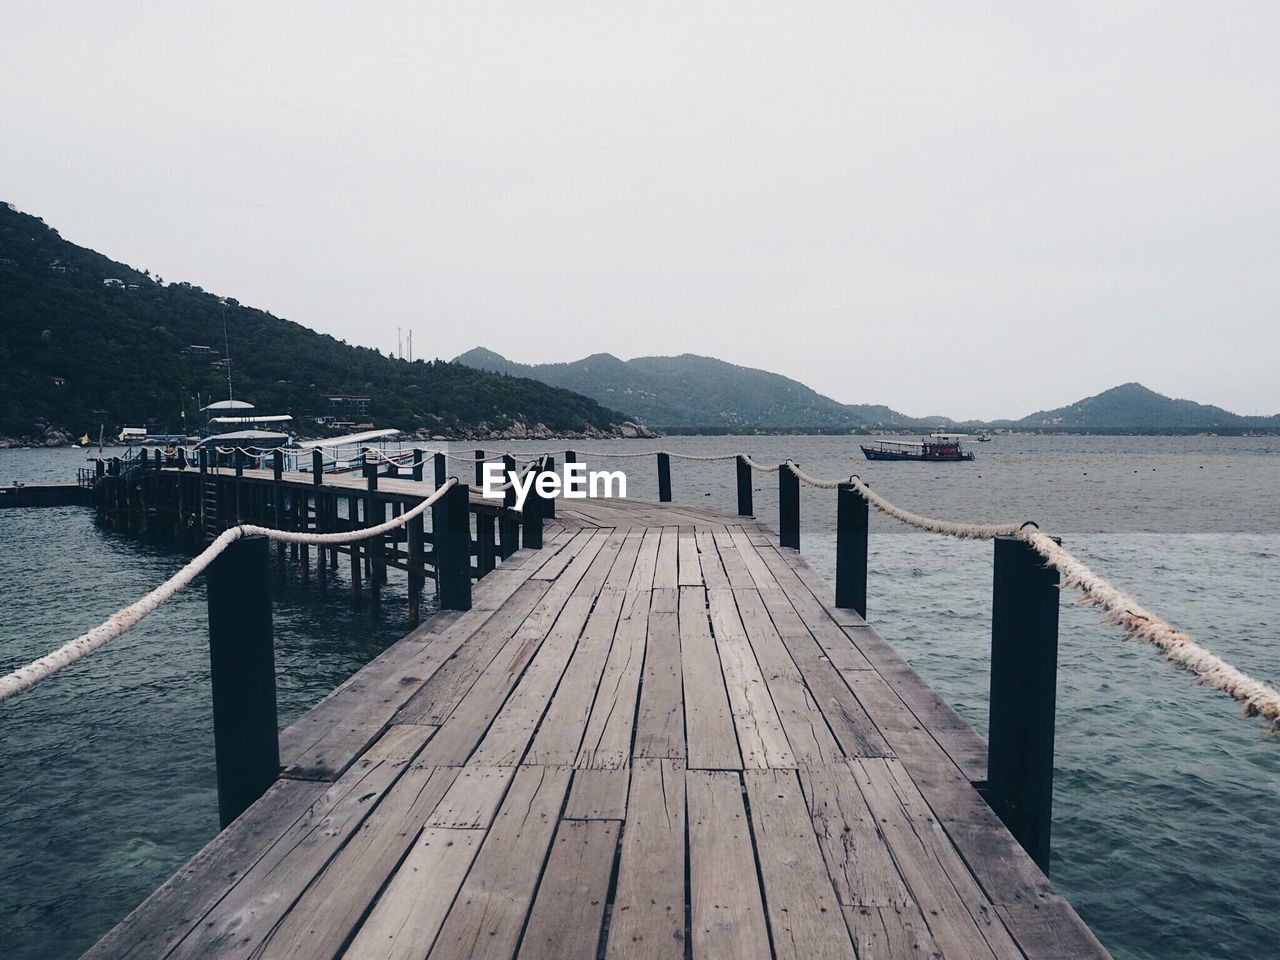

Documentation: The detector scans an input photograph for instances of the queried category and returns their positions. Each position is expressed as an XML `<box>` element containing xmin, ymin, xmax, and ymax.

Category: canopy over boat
<box><xmin>209</xmin><ymin>414</ymin><xmax>293</xmax><ymax>424</ymax></box>
<box><xmin>294</xmin><ymin>429</ymin><xmax>401</xmax><ymax>449</ymax></box>
<box><xmin>195</xmin><ymin>430</ymin><xmax>290</xmax><ymax>447</ymax></box>
<box><xmin>201</xmin><ymin>399</ymin><xmax>255</xmax><ymax>412</ymax></box>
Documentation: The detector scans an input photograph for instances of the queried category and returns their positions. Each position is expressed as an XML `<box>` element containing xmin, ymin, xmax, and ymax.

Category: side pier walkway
<box><xmin>84</xmin><ymin>494</ymin><xmax>1108</xmax><ymax>960</ymax></box>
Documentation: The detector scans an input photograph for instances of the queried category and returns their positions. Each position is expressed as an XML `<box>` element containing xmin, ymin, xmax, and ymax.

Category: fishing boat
<box><xmin>861</xmin><ymin>433</ymin><xmax>975</xmax><ymax>462</ymax></box>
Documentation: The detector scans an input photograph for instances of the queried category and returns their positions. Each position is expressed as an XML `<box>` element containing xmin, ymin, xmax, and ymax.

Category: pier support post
<box><xmin>411</xmin><ymin>448</ymin><xmax>423</xmax><ymax>482</ymax></box>
<box><xmin>987</xmin><ymin>532</ymin><xmax>1061</xmax><ymax>875</ymax></box>
<box><xmin>206</xmin><ymin>534</ymin><xmax>278</xmax><ymax>829</ymax></box>
<box><xmin>835</xmin><ymin>482</ymin><xmax>869</xmax><ymax>616</ymax></box>
<box><xmin>366</xmin><ymin>470</ymin><xmax>382</xmax><ymax>605</ymax></box>
<box><xmin>657</xmin><ymin>452</ymin><xmax>672</xmax><ymax>503</ymax></box>
<box><xmin>522</xmin><ymin>484</ymin><xmax>543</xmax><ymax>549</ymax></box>
<box><xmin>434</xmin><ymin>453</ymin><xmax>446</xmax><ymax>488</ymax></box>
<box><xmin>736</xmin><ymin>455</ymin><xmax>753</xmax><ymax>516</ymax></box>
<box><xmin>779</xmin><ymin>462</ymin><xmax>800</xmax><ymax>549</ymax></box>
<box><xmin>541</xmin><ymin>456</ymin><xmax>556</xmax><ymax>518</ymax></box>
<box><xmin>177</xmin><ymin>448</ymin><xmax>187</xmax><ymax>471</ymax></box>
<box><xmin>312</xmin><ymin>450</ymin><xmax>323</xmax><ymax>486</ymax></box>
<box><xmin>474</xmin><ymin>450</ymin><xmax>485</xmax><ymax>488</ymax></box>
<box><xmin>348</xmin><ymin>495</ymin><xmax>363</xmax><ymax>603</ymax></box>
<box><xmin>408</xmin><ymin>508</ymin><xmax>424</xmax><ymax>624</ymax></box>
<box><xmin>434</xmin><ymin>482</ymin><xmax>472</xmax><ymax>610</ymax></box>
<box><xmin>477</xmin><ymin>510</ymin><xmax>497</xmax><ymax>576</ymax></box>
<box><xmin>499</xmin><ymin>454</ymin><xmax>519</xmax><ymax>559</ymax></box>
<box><xmin>273</xmin><ymin>450</ymin><xmax>283</xmax><ymax>482</ymax></box>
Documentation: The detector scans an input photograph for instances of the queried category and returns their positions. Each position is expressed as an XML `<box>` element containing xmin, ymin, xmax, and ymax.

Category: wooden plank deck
<box><xmin>84</xmin><ymin>487</ymin><xmax>1109</xmax><ymax>960</ymax></box>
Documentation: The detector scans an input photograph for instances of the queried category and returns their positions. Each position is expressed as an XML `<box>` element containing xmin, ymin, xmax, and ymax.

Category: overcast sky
<box><xmin>5</xmin><ymin>2</ymin><xmax>1278</xmax><ymax>419</ymax></box>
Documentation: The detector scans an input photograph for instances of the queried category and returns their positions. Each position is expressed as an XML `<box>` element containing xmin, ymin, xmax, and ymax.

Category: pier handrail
<box><xmin>30</xmin><ymin>443</ymin><xmax>1280</xmax><ymax>730</ymax></box>
<box><xmin>0</xmin><ymin>478</ymin><xmax>459</xmax><ymax>704</ymax></box>
<box><xmin>758</xmin><ymin>459</ymin><xmax>1280</xmax><ymax>730</ymax></box>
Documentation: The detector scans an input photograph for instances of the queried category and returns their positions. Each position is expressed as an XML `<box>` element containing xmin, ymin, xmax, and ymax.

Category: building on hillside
<box><xmin>328</xmin><ymin>396</ymin><xmax>371</xmax><ymax>419</ymax></box>
<box><xmin>103</xmin><ymin>278</ymin><xmax>124</xmax><ymax>288</ymax></box>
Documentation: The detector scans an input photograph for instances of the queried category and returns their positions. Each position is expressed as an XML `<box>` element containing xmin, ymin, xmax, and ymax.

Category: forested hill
<box><xmin>454</xmin><ymin>347</ymin><xmax>917</xmax><ymax>429</ymax></box>
<box><xmin>0</xmin><ymin>204</ymin><xmax>627</xmax><ymax>440</ymax></box>
<box><xmin>1014</xmin><ymin>383</ymin><xmax>1279</xmax><ymax>429</ymax></box>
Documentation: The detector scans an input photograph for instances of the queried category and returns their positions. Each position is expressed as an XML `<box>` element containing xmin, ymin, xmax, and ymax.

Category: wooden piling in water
<box><xmin>205</xmin><ymin>534</ymin><xmax>278</xmax><ymax>829</ymax></box>
<box><xmin>987</xmin><ymin>532</ymin><xmax>1061</xmax><ymax>874</ymax></box>
<box><xmin>779</xmin><ymin>461</ymin><xmax>800</xmax><ymax>549</ymax></box>
<box><xmin>835</xmin><ymin>481</ymin><xmax>868</xmax><ymax>616</ymax></box>
<box><xmin>657</xmin><ymin>452</ymin><xmax>672</xmax><ymax>502</ymax></box>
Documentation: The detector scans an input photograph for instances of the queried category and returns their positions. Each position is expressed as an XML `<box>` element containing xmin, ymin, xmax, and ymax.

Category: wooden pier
<box><xmin>75</xmin><ymin>456</ymin><xmax>1108</xmax><ymax>959</ymax></box>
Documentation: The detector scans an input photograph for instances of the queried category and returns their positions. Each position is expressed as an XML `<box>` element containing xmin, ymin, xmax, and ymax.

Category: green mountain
<box><xmin>454</xmin><ymin>347</ymin><xmax>916</xmax><ymax>429</ymax></box>
<box><xmin>1015</xmin><ymin>383</ymin><xmax>1277</xmax><ymax>429</ymax></box>
<box><xmin>0</xmin><ymin>204</ymin><xmax>628</xmax><ymax>441</ymax></box>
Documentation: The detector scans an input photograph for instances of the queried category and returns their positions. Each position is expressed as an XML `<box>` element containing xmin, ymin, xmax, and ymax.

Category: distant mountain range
<box><xmin>0</xmin><ymin>205</ymin><xmax>630</xmax><ymax>442</ymax></box>
<box><xmin>456</xmin><ymin>349</ymin><xmax>1279</xmax><ymax>432</ymax></box>
<box><xmin>454</xmin><ymin>348</ymin><xmax>922</xmax><ymax>430</ymax></box>
<box><xmin>1010</xmin><ymin>382</ymin><xmax>1278</xmax><ymax>430</ymax></box>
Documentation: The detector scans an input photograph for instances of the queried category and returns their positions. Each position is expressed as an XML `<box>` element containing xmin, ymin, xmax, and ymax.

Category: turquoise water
<box><xmin>3</xmin><ymin>438</ymin><xmax>1279</xmax><ymax>959</ymax></box>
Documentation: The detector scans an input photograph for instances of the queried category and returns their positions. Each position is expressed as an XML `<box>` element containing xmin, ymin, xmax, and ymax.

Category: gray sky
<box><xmin>5</xmin><ymin>1</ymin><xmax>1278</xmax><ymax>420</ymax></box>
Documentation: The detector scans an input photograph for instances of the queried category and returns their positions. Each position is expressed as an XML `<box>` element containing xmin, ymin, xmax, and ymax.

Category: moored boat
<box><xmin>861</xmin><ymin>433</ymin><xmax>975</xmax><ymax>462</ymax></box>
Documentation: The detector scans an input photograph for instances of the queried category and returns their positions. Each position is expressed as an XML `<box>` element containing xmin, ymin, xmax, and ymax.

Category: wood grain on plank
<box><xmin>686</xmin><ymin>770</ymin><xmax>771</xmax><ymax>959</ymax></box>
<box><xmin>605</xmin><ymin>759</ymin><xmax>685</xmax><ymax>960</ymax></box>
<box><xmin>679</xmin><ymin>586</ymin><xmax>741</xmax><ymax>770</ymax></box>
<box><xmin>427</xmin><ymin>765</ymin><xmax>572</xmax><ymax>960</ymax></box>
<box><xmin>516</xmin><ymin>819</ymin><xmax>620</xmax><ymax>960</ymax></box>
<box><xmin>632</xmin><ymin>587</ymin><xmax>684</xmax><ymax>760</ymax></box>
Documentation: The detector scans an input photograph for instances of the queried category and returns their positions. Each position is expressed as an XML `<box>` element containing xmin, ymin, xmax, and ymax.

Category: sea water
<box><xmin>2</xmin><ymin>436</ymin><xmax>1277</xmax><ymax>959</ymax></box>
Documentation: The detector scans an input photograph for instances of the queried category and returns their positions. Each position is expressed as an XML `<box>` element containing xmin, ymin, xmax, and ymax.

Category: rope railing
<box><xmin>60</xmin><ymin>443</ymin><xmax>1280</xmax><ymax>729</ymax></box>
<box><xmin>805</xmin><ymin>470</ymin><xmax>1279</xmax><ymax>730</ymax></box>
<box><xmin>0</xmin><ymin>479</ymin><xmax>459</xmax><ymax>704</ymax></box>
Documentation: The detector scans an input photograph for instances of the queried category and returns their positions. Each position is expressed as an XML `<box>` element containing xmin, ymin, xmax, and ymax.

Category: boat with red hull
<box><xmin>861</xmin><ymin>433</ymin><xmax>975</xmax><ymax>462</ymax></box>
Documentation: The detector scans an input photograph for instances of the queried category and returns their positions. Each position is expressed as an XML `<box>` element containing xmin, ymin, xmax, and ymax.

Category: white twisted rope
<box><xmin>741</xmin><ymin>454</ymin><xmax>782</xmax><ymax>474</ymax></box>
<box><xmin>0</xmin><ymin>479</ymin><xmax>458</xmax><ymax>704</ymax></box>
<box><xmin>838</xmin><ymin>475</ymin><xmax>1280</xmax><ymax>729</ymax></box>
<box><xmin>786</xmin><ymin>461</ymin><xmax>841</xmax><ymax>490</ymax></box>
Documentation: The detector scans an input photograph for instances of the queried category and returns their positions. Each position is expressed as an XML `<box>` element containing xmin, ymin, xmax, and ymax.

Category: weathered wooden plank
<box><xmin>798</xmin><ymin>762</ymin><xmax>910</xmax><ymax>910</ymax></box>
<box><xmin>694</xmin><ymin>528</ymin><xmax>731</xmax><ymax>589</ymax></box>
<box><xmin>733</xmin><ymin>588</ymin><xmax>843</xmax><ymax>767</ymax></box>
<box><xmin>393</xmin><ymin>580</ymin><xmax>553</xmax><ymax>726</ymax></box>
<box><xmin>412</xmin><ymin>534</ymin><xmax>613</xmax><ymax>763</ymax></box>
<box><xmin>677</xmin><ymin>531</ymin><xmax>703</xmax><ymax>586</ymax></box>
<box><xmin>516</xmin><ymin>819</ymin><xmax>620</xmax><ymax>960</ymax></box>
<box><xmin>653</xmin><ymin>526</ymin><xmax>679</xmax><ymax>589</ymax></box>
<box><xmin>425</xmin><ymin>765</ymin><xmax>515</xmax><ymax>828</ymax></box>
<box><xmin>711</xmin><ymin>528</ymin><xmax>754</xmax><ymax>588</ymax></box>
<box><xmin>577</xmin><ymin>586</ymin><xmax>650</xmax><ymax>768</ymax></box>
<box><xmin>756</xmin><ymin>587</ymin><xmax>891</xmax><ymax>758</ymax></box>
<box><xmin>343</xmin><ymin>828</ymin><xmax>484</xmax><ymax>960</ymax></box>
<box><xmin>632</xmin><ymin>587</ymin><xmax>684</xmax><ymax>760</ymax></box>
<box><xmin>627</xmin><ymin>527</ymin><xmax>662</xmax><ymax>592</ymax></box>
<box><xmin>841</xmin><ymin>623</ymin><xmax>988</xmax><ymax>782</ymax></box>
<box><xmin>467</xmin><ymin>594</ymin><xmax>595</xmax><ymax>766</ymax></box>
<box><xmin>842</xmin><ymin>904</ymin><xmax>943</xmax><ymax>960</ymax></box>
<box><xmin>604</xmin><ymin>759</ymin><xmax>685</xmax><ymax>960</ymax></box>
<box><xmin>851</xmin><ymin>759</ymin><xmax>1021</xmax><ymax>960</ymax></box>
<box><xmin>707</xmin><ymin>588</ymin><xmax>794</xmax><ymax>769</ymax></box>
<box><xmin>428</xmin><ymin>765</ymin><xmax>572</xmax><ymax>960</ymax></box>
<box><xmin>256</xmin><ymin>761</ymin><xmax>459</xmax><ymax>959</ymax></box>
<box><xmin>563</xmin><ymin>767</ymin><xmax>630</xmax><ymax>820</ymax></box>
<box><xmin>686</xmin><ymin>770</ymin><xmax>771</xmax><ymax>959</ymax></box>
<box><xmin>524</xmin><ymin>590</ymin><xmax>626</xmax><ymax>766</ymax></box>
<box><xmin>679</xmin><ymin>585</ymin><xmax>741</xmax><ymax>770</ymax></box>
<box><xmin>743</xmin><ymin>769</ymin><xmax>856</xmax><ymax>959</ymax></box>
